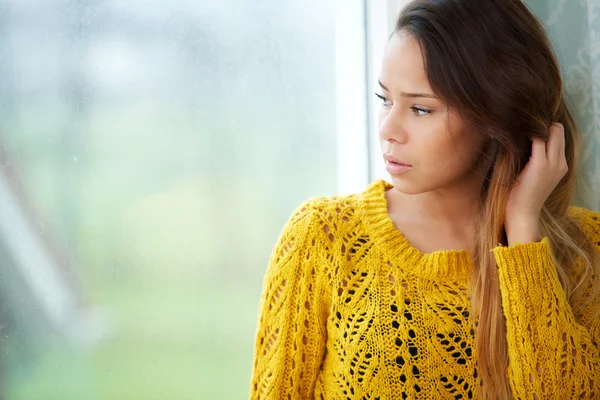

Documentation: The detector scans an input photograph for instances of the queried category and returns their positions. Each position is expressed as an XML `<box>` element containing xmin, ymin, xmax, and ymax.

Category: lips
<box><xmin>383</xmin><ymin>154</ymin><xmax>412</xmax><ymax>167</ymax></box>
<box><xmin>385</xmin><ymin>160</ymin><xmax>412</xmax><ymax>175</ymax></box>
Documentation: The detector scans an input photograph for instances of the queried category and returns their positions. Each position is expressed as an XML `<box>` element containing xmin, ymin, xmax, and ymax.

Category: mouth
<box><xmin>383</xmin><ymin>154</ymin><xmax>412</xmax><ymax>167</ymax></box>
<box><xmin>385</xmin><ymin>160</ymin><xmax>413</xmax><ymax>175</ymax></box>
<box><xmin>388</xmin><ymin>160</ymin><xmax>410</xmax><ymax>167</ymax></box>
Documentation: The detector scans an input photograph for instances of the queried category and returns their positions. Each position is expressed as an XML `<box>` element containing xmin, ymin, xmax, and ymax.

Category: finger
<box><xmin>547</xmin><ymin>122</ymin><xmax>565</xmax><ymax>165</ymax></box>
<box><xmin>531</xmin><ymin>136</ymin><xmax>547</xmax><ymax>163</ymax></box>
<box><xmin>557</xmin><ymin>123</ymin><xmax>566</xmax><ymax>165</ymax></box>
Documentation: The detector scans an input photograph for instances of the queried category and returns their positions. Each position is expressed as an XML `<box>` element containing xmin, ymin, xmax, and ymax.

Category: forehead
<box><xmin>381</xmin><ymin>31</ymin><xmax>431</xmax><ymax>91</ymax></box>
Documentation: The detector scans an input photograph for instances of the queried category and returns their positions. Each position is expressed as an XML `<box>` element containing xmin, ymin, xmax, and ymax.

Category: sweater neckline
<box><xmin>360</xmin><ymin>178</ymin><xmax>472</xmax><ymax>281</ymax></box>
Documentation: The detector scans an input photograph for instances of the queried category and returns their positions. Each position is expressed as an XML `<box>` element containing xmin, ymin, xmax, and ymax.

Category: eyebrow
<box><xmin>378</xmin><ymin>79</ymin><xmax>437</xmax><ymax>99</ymax></box>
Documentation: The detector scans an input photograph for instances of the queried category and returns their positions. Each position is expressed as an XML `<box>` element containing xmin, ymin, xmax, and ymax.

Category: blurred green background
<box><xmin>0</xmin><ymin>0</ymin><xmax>340</xmax><ymax>398</ymax></box>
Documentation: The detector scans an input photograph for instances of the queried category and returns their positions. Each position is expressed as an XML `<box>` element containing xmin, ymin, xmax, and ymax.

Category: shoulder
<box><xmin>293</xmin><ymin>179</ymin><xmax>385</xmax><ymax>226</ymax></box>
<box><xmin>269</xmin><ymin>187</ymin><xmax>373</xmax><ymax>279</ymax></box>
<box><xmin>281</xmin><ymin>180</ymin><xmax>385</xmax><ymax>251</ymax></box>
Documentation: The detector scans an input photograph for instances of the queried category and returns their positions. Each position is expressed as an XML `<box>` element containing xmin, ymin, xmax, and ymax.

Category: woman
<box><xmin>249</xmin><ymin>0</ymin><xmax>600</xmax><ymax>398</ymax></box>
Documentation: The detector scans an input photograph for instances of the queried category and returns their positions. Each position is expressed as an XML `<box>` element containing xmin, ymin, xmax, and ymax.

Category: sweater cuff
<box><xmin>493</xmin><ymin>237</ymin><xmax>559</xmax><ymax>294</ymax></box>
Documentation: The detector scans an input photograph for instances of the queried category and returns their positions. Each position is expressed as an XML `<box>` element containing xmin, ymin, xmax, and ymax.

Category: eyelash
<box><xmin>374</xmin><ymin>93</ymin><xmax>432</xmax><ymax>116</ymax></box>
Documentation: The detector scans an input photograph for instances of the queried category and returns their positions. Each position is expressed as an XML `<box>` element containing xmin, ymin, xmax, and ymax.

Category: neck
<box><xmin>389</xmin><ymin>173</ymin><xmax>484</xmax><ymax>230</ymax></box>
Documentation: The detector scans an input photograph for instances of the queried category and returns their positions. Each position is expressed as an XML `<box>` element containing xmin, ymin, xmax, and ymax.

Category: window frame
<box><xmin>366</xmin><ymin>0</ymin><xmax>408</xmax><ymax>186</ymax></box>
<box><xmin>333</xmin><ymin>0</ymin><xmax>370</xmax><ymax>195</ymax></box>
<box><xmin>335</xmin><ymin>0</ymin><xmax>407</xmax><ymax>194</ymax></box>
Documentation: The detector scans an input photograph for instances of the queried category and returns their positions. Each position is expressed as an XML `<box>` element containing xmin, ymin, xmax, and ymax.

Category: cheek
<box><xmin>417</xmin><ymin>131</ymin><xmax>454</xmax><ymax>163</ymax></box>
<box><xmin>418</xmin><ymin>132</ymin><xmax>479</xmax><ymax>174</ymax></box>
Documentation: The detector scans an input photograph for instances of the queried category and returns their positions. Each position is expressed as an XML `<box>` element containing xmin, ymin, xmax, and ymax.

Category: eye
<box><xmin>411</xmin><ymin>107</ymin><xmax>431</xmax><ymax>117</ymax></box>
<box><xmin>375</xmin><ymin>92</ymin><xmax>392</xmax><ymax>107</ymax></box>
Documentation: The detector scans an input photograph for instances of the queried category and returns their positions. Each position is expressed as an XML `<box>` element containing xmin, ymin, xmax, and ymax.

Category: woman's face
<box><xmin>377</xmin><ymin>31</ymin><xmax>486</xmax><ymax>195</ymax></box>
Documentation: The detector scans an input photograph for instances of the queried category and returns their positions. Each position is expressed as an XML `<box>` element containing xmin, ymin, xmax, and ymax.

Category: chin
<box><xmin>388</xmin><ymin>176</ymin><xmax>424</xmax><ymax>195</ymax></box>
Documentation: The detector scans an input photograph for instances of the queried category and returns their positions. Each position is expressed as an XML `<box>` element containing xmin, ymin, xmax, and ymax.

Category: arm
<box><xmin>494</xmin><ymin>212</ymin><xmax>600</xmax><ymax>399</ymax></box>
<box><xmin>249</xmin><ymin>199</ymin><xmax>332</xmax><ymax>400</ymax></box>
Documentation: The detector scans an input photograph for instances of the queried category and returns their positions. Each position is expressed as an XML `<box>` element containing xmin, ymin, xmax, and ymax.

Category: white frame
<box><xmin>334</xmin><ymin>0</ymin><xmax>408</xmax><ymax>194</ymax></box>
<box><xmin>333</xmin><ymin>0</ymin><xmax>370</xmax><ymax>195</ymax></box>
<box><xmin>366</xmin><ymin>0</ymin><xmax>410</xmax><ymax>184</ymax></box>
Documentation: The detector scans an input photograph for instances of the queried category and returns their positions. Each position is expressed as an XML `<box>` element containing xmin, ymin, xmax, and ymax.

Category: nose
<box><xmin>378</xmin><ymin>107</ymin><xmax>408</xmax><ymax>144</ymax></box>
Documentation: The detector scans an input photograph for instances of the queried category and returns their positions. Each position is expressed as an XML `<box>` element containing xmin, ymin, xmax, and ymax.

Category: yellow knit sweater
<box><xmin>249</xmin><ymin>179</ymin><xmax>600</xmax><ymax>399</ymax></box>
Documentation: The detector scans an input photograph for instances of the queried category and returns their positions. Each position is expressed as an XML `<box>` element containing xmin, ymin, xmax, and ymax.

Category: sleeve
<box><xmin>249</xmin><ymin>199</ymin><xmax>332</xmax><ymax>400</ymax></box>
<box><xmin>493</xmin><ymin>211</ymin><xmax>600</xmax><ymax>399</ymax></box>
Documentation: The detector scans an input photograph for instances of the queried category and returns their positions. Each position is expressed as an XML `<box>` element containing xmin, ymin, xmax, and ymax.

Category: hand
<box><xmin>504</xmin><ymin>122</ymin><xmax>568</xmax><ymax>245</ymax></box>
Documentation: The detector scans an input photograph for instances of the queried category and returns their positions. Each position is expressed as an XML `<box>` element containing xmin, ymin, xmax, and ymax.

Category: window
<box><xmin>0</xmin><ymin>0</ymin><xmax>388</xmax><ymax>398</ymax></box>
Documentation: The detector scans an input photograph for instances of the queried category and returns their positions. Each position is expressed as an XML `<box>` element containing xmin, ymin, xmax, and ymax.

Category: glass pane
<box><xmin>0</xmin><ymin>0</ymin><xmax>348</xmax><ymax>398</ymax></box>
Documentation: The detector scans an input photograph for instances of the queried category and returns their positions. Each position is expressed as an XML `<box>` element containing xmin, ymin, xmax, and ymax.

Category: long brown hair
<box><xmin>394</xmin><ymin>0</ymin><xmax>600</xmax><ymax>398</ymax></box>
